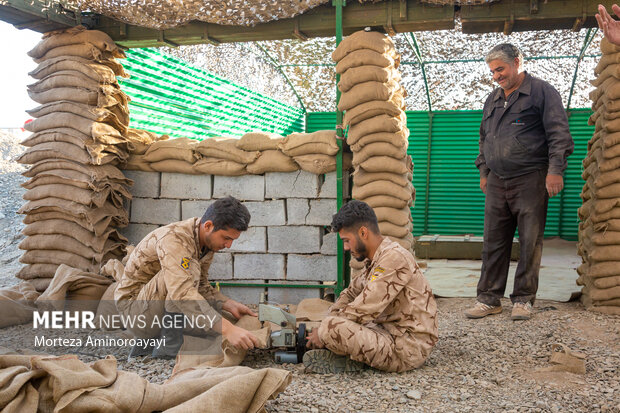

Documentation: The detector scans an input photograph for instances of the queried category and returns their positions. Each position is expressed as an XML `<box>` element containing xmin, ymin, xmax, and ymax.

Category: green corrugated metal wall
<box><xmin>306</xmin><ymin>109</ymin><xmax>593</xmax><ymax>241</ymax></box>
<box><xmin>120</xmin><ymin>48</ymin><xmax>305</xmax><ymax>140</ymax></box>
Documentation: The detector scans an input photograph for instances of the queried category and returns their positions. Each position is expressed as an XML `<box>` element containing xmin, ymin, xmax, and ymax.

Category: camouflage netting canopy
<box><xmin>421</xmin><ymin>0</ymin><xmax>497</xmax><ymax>4</ymax></box>
<box><xmin>76</xmin><ymin>0</ymin><xmax>331</xmax><ymax>29</ymax></box>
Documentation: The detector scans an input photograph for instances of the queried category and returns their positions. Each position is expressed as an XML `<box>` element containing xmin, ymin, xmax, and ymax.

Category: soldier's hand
<box><xmin>546</xmin><ymin>174</ymin><xmax>564</xmax><ymax>197</ymax></box>
<box><xmin>306</xmin><ymin>328</ymin><xmax>325</xmax><ymax>349</ymax></box>
<box><xmin>222</xmin><ymin>299</ymin><xmax>257</xmax><ymax>319</ymax></box>
<box><xmin>480</xmin><ymin>177</ymin><xmax>488</xmax><ymax>194</ymax></box>
<box><xmin>596</xmin><ymin>4</ymin><xmax>620</xmax><ymax>47</ymax></box>
<box><xmin>223</xmin><ymin>322</ymin><xmax>260</xmax><ymax>350</ymax></box>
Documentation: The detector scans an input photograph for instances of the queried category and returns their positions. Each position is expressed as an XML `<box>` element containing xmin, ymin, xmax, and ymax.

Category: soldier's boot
<box><xmin>303</xmin><ymin>349</ymin><xmax>366</xmax><ymax>374</ymax></box>
<box><xmin>128</xmin><ymin>342</ymin><xmax>154</xmax><ymax>361</ymax></box>
<box><xmin>151</xmin><ymin>312</ymin><xmax>185</xmax><ymax>360</ymax></box>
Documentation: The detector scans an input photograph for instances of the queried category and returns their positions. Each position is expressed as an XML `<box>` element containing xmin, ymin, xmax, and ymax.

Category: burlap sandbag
<box><xmin>143</xmin><ymin>138</ymin><xmax>200</xmax><ymax>163</ymax></box>
<box><xmin>21</xmin><ymin>132</ymin><xmax>117</xmax><ymax>161</ymax></box>
<box><xmin>24</xmin><ymin>113</ymin><xmax>124</xmax><ymax>142</ymax></box>
<box><xmin>193</xmin><ymin>158</ymin><xmax>246</xmax><ymax>176</ymax></box>
<box><xmin>359</xmin><ymin>155</ymin><xmax>411</xmax><ymax>175</ymax></box>
<box><xmin>19</xmin><ymin>198</ymin><xmax>128</xmax><ymax>228</ymax></box>
<box><xmin>577</xmin><ymin>261</ymin><xmax>620</xmax><ymax>278</ymax></box>
<box><xmin>595</xmin><ymin>183</ymin><xmax>620</xmax><ymax>199</ymax></box>
<box><xmin>126</xmin><ymin>128</ymin><xmax>163</xmax><ymax>146</ymax></box>
<box><xmin>17</xmin><ymin>141</ymin><xmax>116</xmax><ymax>165</ymax></box>
<box><xmin>235</xmin><ymin>132</ymin><xmax>283</xmax><ymax>151</ymax></box>
<box><xmin>363</xmin><ymin>195</ymin><xmax>408</xmax><ymax>209</ymax></box>
<box><xmin>590</xmin><ymin>63</ymin><xmax>620</xmax><ymax>87</ymax></box>
<box><xmin>95</xmin><ymin>282</ymin><xmax>122</xmax><ymax>329</ymax></box>
<box><xmin>582</xmin><ymin>148</ymin><xmax>620</xmax><ymax>173</ymax></box>
<box><xmin>338</xmin><ymin>66</ymin><xmax>399</xmax><ymax>93</ymax></box>
<box><xmin>373</xmin><ymin>206</ymin><xmax>411</xmax><ymax>227</ymax></box>
<box><xmin>28</xmin><ymin>69</ymin><xmax>118</xmax><ymax>92</ymax></box>
<box><xmin>332</xmin><ymin>30</ymin><xmax>396</xmax><ymax>62</ymax></box>
<box><xmin>23</xmin><ymin>184</ymin><xmax>118</xmax><ymax>209</ymax></box>
<box><xmin>593</xmin><ymin>219</ymin><xmax>620</xmax><ymax>232</ymax></box>
<box><xmin>29</xmin><ymin>277</ymin><xmax>52</xmax><ymax>292</ymax></box>
<box><xmin>591</xmin><ymin>198</ymin><xmax>620</xmax><ymax>215</ymax></box>
<box><xmin>585</xmin><ymin>284</ymin><xmax>620</xmax><ymax>301</ymax></box>
<box><xmin>19</xmin><ymin>249</ymin><xmax>100</xmax><ymax>272</ymax></box>
<box><xmin>352</xmin><ymin>168</ymin><xmax>411</xmax><ymax>187</ymax></box>
<box><xmin>352</xmin><ymin>142</ymin><xmax>407</xmax><ymax>165</ymax></box>
<box><xmin>19</xmin><ymin>235</ymin><xmax>105</xmax><ymax>262</ymax></box>
<box><xmin>23</xmin><ymin>222</ymin><xmax>126</xmax><ymax>255</ymax></box>
<box><xmin>22</xmin><ymin>170</ymin><xmax>132</xmax><ymax>200</ymax></box>
<box><xmin>26</xmin><ymin>100</ymin><xmax>128</xmax><ymax>132</ymax></box>
<box><xmin>23</xmin><ymin>158</ymin><xmax>129</xmax><ymax>183</ymax></box>
<box><xmin>338</xmin><ymin>80</ymin><xmax>401</xmax><ymax>112</ymax></box>
<box><xmin>28</xmin><ymin>26</ymin><xmax>123</xmax><ymax>59</ymax></box>
<box><xmin>601</xmin><ymin>37</ymin><xmax>620</xmax><ymax>55</ymax></box>
<box><xmin>16</xmin><ymin>264</ymin><xmax>59</xmax><ymax>280</ymax></box>
<box><xmin>588</xmin><ymin>245</ymin><xmax>620</xmax><ymax>262</ymax></box>
<box><xmin>33</xmin><ymin>43</ymin><xmax>117</xmax><ymax>64</ymax></box>
<box><xmin>150</xmin><ymin>159</ymin><xmax>198</xmax><ymax>174</ymax></box>
<box><xmin>590</xmin><ymin>206</ymin><xmax>620</xmax><ymax>223</ymax></box>
<box><xmin>343</xmin><ymin>98</ymin><xmax>404</xmax><ymax>127</ymax></box>
<box><xmin>335</xmin><ymin>49</ymin><xmax>399</xmax><ymax>74</ymax></box>
<box><xmin>28</xmin><ymin>83</ymin><xmax>128</xmax><ymax>109</ymax></box>
<box><xmin>585</xmin><ymin>304</ymin><xmax>620</xmax><ymax>315</ymax></box>
<box><xmin>293</xmin><ymin>153</ymin><xmax>352</xmax><ymax>175</ymax></box>
<box><xmin>594</xmin><ymin>276</ymin><xmax>620</xmax><ymax>289</ymax></box>
<box><xmin>124</xmin><ymin>154</ymin><xmax>156</xmax><ymax>172</ymax></box>
<box><xmin>347</xmin><ymin>114</ymin><xmax>406</xmax><ymax>145</ymax></box>
<box><xmin>196</xmin><ymin>138</ymin><xmax>260</xmax><ymax>164</ymax></box>
<box><xmin>595</xmin><ymin>51</ymin><xmax>620</xmax><ymax>75</ymax></box>
<box><xmin>352</xmin><ymin>180</ymin><xmax>412</xmax><ymax>201</ymax></box>
<box><xmin>29</xmin><ymin>55</ymin><xmax>125</xmax><ymax>81</ymax></box>
<box><xmin>23</xmin><ymin>212</ymin><xmax>114</xmax><ymax>237</ymax></box>
<box><xmin>378</xmin><ymin>221</ymin><xmax>413</xmax><ymax>239</ymax></box>
<box><xmin>0</xmin><ymin>282</ymin><xmax>39</xmax><ymax>328</ymax></box>
<box><xmin>279</xmin><ymin>131</ymin><xmax>339</xmax><ymax>156</ymax></box>
<box><xmin>246</xmin><ymin>150</ymin><xmax>298</xmax><ymax>174</ymax></box>
<box><xmin>350</xmin><ymin>129</ymin><xmax>409</xmax><ymax>152</ymax></box>
<box><xmin>388</xmin><ymin>233</ymin><xmax>414</xmax><ymax>252</ymax></box>
<box><xmin>601</xmin><ymin>141</ymin><xmax>620</xmax><ymax>159</ymax></box>
<box><xmin>23</xmin><ymin>125</ymin><xmax>128</xmax><ymax>147</ymax></box>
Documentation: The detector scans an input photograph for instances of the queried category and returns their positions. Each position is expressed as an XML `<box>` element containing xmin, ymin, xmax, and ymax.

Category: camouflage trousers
<box><xmin>317</xmin><ymin>315</ymin><xmax>427</xmax><ymax>373</ymax></box>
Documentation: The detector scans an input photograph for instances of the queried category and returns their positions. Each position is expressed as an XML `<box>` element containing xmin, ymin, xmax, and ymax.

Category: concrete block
<box><xmin>286</xmin><ymin>198</ymin><xmax>309</xmax><ymax>225</ymax></box>
<box><xmin>321</xmin><ymin>232</ymin><xmax>338</xmax><ymax>255</ymax></box>
<box><xmin>265</xmin><ymin>171</ymin><xmax>320</xmax><ymax>199</ymax></box>
<box><xmin>244</xmin><ymin>200</ymin><xmax>286</xmax><ymax>227</ymax></box>
<box><xmin>120</xmin><ymin>223</ymin><xmax>159</xmax><ymax>246</ymax></box>
<box><xmin>160</xmin><ymin>173</ymin><xmax>212</xmax><ymax>200</ymax></box>
<box><xmin>268</xmin><ymin>226</ymin><xmax>321</xmax><ymax>253</ymax></box>
<box><xmin>182</xmin><ymin>200</ymin><xmax>215</xmax><ymax>220</ymax></box>
<box><xmin>268</xmin><ymin>282</ymin><xmax>322</xmax><ymax>305</ymax></box>
<box><xmin>233</xmin><ymin>254</ymin><xmax>285</xmax><ymax>280</ymax></box>
<box><xmin>130</xmin><ymin>198</ymin><xmax>181</xmax><ymax>225</ymax></box>
<box><xmin>220</xmin><ymin>282</ymin><xmax>265</xmax><ymax>305</ymax></box>
<box><xmin>320</xmin><ymin>171</ymin><xmax>350</xmax><ymax>199</ymax></box>
<box><xmin>212</xmin><ymin>175</ymin><xmax>264</xmax><ymax>201</ymax></box>
<box><xmin>207</xmin><ymin>253</ymin><xmax>233</xmax><ymax>280</ymax></box>
<box><xmin>306</xmin><ymin>199</ymin><xmax>337</xmax><ymax>226</ymax></box>
<box><xmin>228</xmin><ymin>227</ymin><xmax>267</xmax><ymax>253</ymax></box>
<box><xmin>287</xmin><ymin>254</ymin><xmax>337</xmax><ymax>281</ymax></box>
<box><xmin>123</xmin><ymin>170</ymin><xmax>160</xmax><ymax>198</ymax></box>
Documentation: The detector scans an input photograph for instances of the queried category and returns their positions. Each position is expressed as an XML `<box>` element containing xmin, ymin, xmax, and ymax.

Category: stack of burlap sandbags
<box><xmin>332</xmin><ymin>30</ymin><xmax>415</xmax><ymax>271</ymax></box>
<box><xmin>16</xmin><ymin>27</ymin><xmax>132</xmax><ymax>292</ymax></box>
<box><xmin>124</xmin><ymin>130</ymin><xmax>351</xmax><ymax>175</ymax></box>
<box><xmin>577</xmin><ymin>37</ymin><xmax>620</xmax><ymax>316</ymax></box>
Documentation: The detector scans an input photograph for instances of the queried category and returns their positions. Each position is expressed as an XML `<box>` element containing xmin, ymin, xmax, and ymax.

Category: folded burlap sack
<box><xmin>246</xmin><ymin>150</ymin><xmax>298</xmax><ymax>174</ymax></box>
<box><xmin>236</xmin><ymin>132</ymin><xmax>283</xmax><ymax>151</ymax></box>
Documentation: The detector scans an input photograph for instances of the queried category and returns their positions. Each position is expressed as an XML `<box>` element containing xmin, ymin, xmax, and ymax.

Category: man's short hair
<box><xmin>200</xmin><ymin>196</ymin><xmax>250</xmax><ymax>232</ymax></box>
<box><xmin>485</xmin><ymin>43</ymin><xmax>524</xmax><ymax>70</ymax></box>
<box><xmin>331</xmin><ymin>200</ymin><xmax>380</xmax><ymax>234</ymax></box>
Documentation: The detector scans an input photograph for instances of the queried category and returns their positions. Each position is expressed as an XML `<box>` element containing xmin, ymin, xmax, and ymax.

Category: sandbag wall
<box><xmin>332</xmin><ymin>30</ymin><xmax>415</xmax><ymax>269</ymax></box>
<box><xmin>16</xmin><ymin>27</ymin><xmax>132</xmax><ymax>292</ymax></box>
<box><xmin>577</xmin><ymin>37</ymin><xmax>620</xmax><ymax>316</ymax></box>
<box><xmin>124</xmin><ymin>130</ymin><xmax>351</xmax><ymax>175</ymax></box>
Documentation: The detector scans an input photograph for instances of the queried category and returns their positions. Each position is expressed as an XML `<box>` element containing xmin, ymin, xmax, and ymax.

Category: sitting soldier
<box><xmin>304</xmin><ymin>200</ymin><xmax>438</xmax><ymax>373</ymax></box>
<box><xmin>115</xmin><ymin>196</ymin><xmax>259</xmax><ymax>359</ymax></box>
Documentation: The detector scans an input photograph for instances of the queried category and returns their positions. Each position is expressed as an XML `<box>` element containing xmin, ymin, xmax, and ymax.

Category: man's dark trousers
<box><xmin>477</xmin><ymin>169</ymin><xmax>549</xmax><ymax>307</ymax></box>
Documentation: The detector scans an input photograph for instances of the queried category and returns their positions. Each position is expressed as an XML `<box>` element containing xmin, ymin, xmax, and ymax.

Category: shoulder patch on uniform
<box><xmin>374</xmin><ymin>266</ymin><xmax>385</xmax><ymax>273</ymax></box>
<box><xmin>181</xmin><ymin>257</ymin><xmax>190</xmax><ymax>269</ymax></box>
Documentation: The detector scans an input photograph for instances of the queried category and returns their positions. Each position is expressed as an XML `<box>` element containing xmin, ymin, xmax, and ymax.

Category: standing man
<box><xmin>467</xmin><ymin>44</ymin><xmax>574</xmax><ymax>321</ymax></box>
<box><xmin>116</xmin><ymin>196</ymin><xmax>259</xmax><ymax>359</ymax></box>
<box><xmin>304</xmin><ymin>200</ymin><xmax>438</xmax><ymax>373</ymax></box>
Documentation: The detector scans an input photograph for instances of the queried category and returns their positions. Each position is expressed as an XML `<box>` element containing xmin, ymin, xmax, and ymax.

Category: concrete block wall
<box><xmin>121</xmin><ymin>170</ymin><xmax>349</xmax><ymax>304</ymax></box>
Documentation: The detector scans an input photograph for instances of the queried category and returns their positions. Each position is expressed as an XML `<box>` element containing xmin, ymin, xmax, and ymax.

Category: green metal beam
<box><xmin>566</xmin><ymin>28</ymin><xmax>598</xmax><ymax>112</ymax></box>
<box><xmin>254</xmin><ymin>43</ymin><xmax>307</xmax><ymax>113</ymax></box>
<box><xmin>405</xmin><ymin>32</ymin><xmax>432</xmax><ymax>112</ymax></box>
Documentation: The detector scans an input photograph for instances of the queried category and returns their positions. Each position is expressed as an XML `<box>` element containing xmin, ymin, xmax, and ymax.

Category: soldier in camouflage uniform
<box><xmin>115</xmin><ymin>196</ymin><xmax>259</xmax><ymax>359</ymax></box>
<box><xmin>304</xmin><ymin>200</ymin><xmax>438</xmax><ymax>373</ymax></box>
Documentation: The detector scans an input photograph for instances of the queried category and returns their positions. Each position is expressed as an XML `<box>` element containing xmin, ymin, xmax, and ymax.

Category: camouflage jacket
<box><xmin>330</xmin><ymin>237</ymin><xmax>438</xmax><ymax>345</ymax></box>
<box><xmin>115</xmin><ymin>218</ymin><xmax>229</xmax><ymax>316</ymax></box>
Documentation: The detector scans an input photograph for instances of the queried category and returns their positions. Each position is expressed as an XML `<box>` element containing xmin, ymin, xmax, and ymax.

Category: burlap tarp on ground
<box><xmin>0</xmin><ymin>354</ymin><xmax>291</xmax><ymax>413</ymax></box>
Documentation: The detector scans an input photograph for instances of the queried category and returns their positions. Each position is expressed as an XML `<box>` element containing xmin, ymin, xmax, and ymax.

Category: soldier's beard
<box><xmin>352</xmin><ymin>235</ymin><xmax>368</xmax><ymax>262</ymax></box>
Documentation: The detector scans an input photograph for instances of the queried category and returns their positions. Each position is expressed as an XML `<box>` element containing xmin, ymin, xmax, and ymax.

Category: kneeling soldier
<box><xmin>304</xmin><ymin>200</ymin><xmax>438</xmax><ymax>373</ymax></box>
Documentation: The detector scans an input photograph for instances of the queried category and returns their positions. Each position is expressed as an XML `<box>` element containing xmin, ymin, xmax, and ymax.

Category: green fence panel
<box><xmin>306</xmin><ymin>109</ymin><xmax>592</xmax><ymax>241</ymax></box>
<box><xmin>120</xmin><ymin>48</ymin><xmax>305</xmax><ymax>140</ymax></box>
